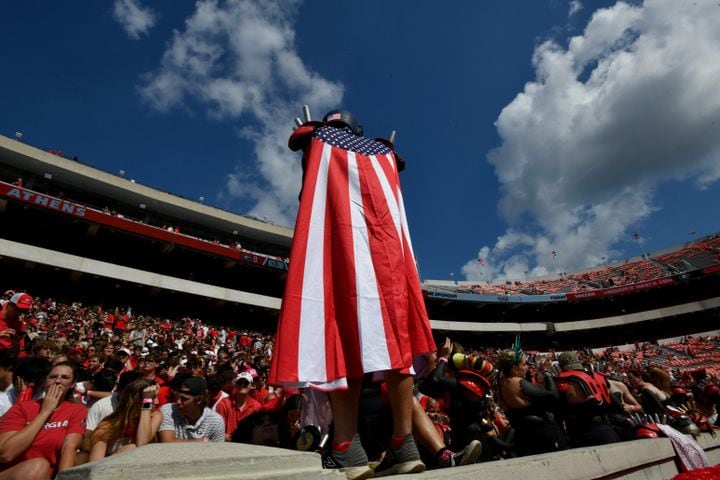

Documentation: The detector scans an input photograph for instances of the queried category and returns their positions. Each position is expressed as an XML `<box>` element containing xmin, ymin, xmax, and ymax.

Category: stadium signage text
<box><xmin>0</xmin><ymin>181</ymin><xmax>291</xmax><ymax>273</ymax></box>
<box><xmin>2</xmin><ymin>186</ymin><xmax>86</xmax><ymax>217</ymax></box>
<box><xmin>425</xmin><ymin>289</ymin><xmax>567</xmax><ymax>303</ymax></box>
<box><xmin>566</xmin><ymin>277</ymin><xmax>675</xmax><ymax>300</ymax></box>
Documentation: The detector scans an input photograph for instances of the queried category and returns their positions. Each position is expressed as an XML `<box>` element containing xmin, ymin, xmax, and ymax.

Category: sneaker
<box><xmin>435</xmin><ymin>440</ymin><xmax>482</xmax><ymax>468</ymax></box>
<box><xmin>451</xmin><ymin>440</ymin><xmax>482</xmax><ymax>466</ymax></box>
<box><xmin>322</xmin><ymin>434</ymin><xmax>374</xmax><ymax>480</ymax></box>
<box><xmin>374</xmin><ymin>434</ymin><xmax>425</xmax><ymax>477</ymax></box>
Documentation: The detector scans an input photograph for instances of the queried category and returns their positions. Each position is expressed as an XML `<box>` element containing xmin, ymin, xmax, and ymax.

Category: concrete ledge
<box><xmin>419</xmin><ymin>438</ymin><xmax>678</xmax><ymax>480</ymax></box>
<box><xmin>58</xmin><ymin>443</ymin><xmax>343</xmax><ymax>480</ymax></box>
<box><xmin>58</xmin><ymin>434</ymin><xmax>720</xmax><ymax>480</ymax></box>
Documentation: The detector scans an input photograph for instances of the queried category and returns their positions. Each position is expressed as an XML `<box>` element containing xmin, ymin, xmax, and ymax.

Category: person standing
<box><xmin>269</xmin><ymin>110</ymin><xmax>435</xmax><ymax>479</ymax></box>
<box><xmin>0</xmin><ymin>294</ymin><xmax>32</xmax><ymax>353</ymax></box>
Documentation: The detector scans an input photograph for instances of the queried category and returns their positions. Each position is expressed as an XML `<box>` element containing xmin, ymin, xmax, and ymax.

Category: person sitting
<box><xmin>496</xmin><ymin>340</ymin><xmax>568</xmax><ymax>457</ymax></box>
<box><xmin>89</xmin><ymin>379</ymin><xmax>162</xmax><ymax>460</ymax></box>
<box><xmin>0</xmin><ymin>362</ymin><xmax>86</xmax><ymax>480</ymax></box>
<box><xmin>215</xmin><ymin>372</ymin><xmax>261</xmax><ymax>441</ymax></box>
<box><xmin>76</xmin><ymin>368</ymin><xmax>116</xmax><ymax>407</ymax></box>
<box><xmin>79</xmin><ymin>370</ymin><xmax>144</xmax><ymax>464</ymax></box>
<box><xmin>554</xmin><ymin>352</ymin><xmax>622</xmax><ymax>447</ymax></box>
<box><xmin>628</xmin><ymin>368</ymin><xmax>675</xmax><ymax>416</ymax></box>
<box><xmin>0</xmin><ymin>351</ymin><xmax>17</xmax><ymax>418</ymax></box>
<box><xmin>158</xmin><ymin>377</ymin><xmax>224</xmax><ymax>443</ymax></box>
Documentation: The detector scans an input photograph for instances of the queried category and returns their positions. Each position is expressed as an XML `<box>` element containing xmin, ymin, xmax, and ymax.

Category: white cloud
<box><xmin>113</xmin><ymin>0</ymin><xmax>157</xmax><ymax>40</ymax></box>
<box><xmin>467</xmin><ymin>0</ymin><xmax>720</xmax><ymax>281</ymax></box>
<box><xmin>138</xmin><ymin>0</ymin><xmax>343</xmax><ymax>225</ymax></box>
<box><xmin>569</xmin><ymin>0</ymin><xmax>583</xmax><ymax>17</ymax></box>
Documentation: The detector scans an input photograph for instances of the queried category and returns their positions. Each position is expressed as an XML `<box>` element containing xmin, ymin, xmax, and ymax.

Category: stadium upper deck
<box><xmin>2</xmin><ymin>133</ymin><xmax>720</xmax><ymax>345</ymax></box>
<box><xmin>0</xmin><ymin>134</ymin><xmax>292</xmax><ymax>254</ymax></box>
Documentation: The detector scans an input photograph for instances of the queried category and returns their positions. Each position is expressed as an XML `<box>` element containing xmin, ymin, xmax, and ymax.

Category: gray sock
<box><xmin>332</xmin><ymin>434</ymin><xmax>369</xmax><ymax>468</ymax></box>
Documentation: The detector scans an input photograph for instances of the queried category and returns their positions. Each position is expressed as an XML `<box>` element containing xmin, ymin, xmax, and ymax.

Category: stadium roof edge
<box><xmin>0</xmin><ymin>135</ymin><xmax>293</xmax><ymax>248</ymax></box>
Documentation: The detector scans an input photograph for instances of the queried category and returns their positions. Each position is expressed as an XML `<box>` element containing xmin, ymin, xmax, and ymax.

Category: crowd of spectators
<box><xmin>434</xmin><ymin>235</ymin><xmax>720</xmax><ymax>297</ymax></box>
<box><xmin>0</xmin><ymin>289</ymin><xmax>717</xmax><ymax>478</ymax></box>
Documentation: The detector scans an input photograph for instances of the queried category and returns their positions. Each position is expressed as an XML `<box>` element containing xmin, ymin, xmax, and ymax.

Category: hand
<box><xmin>142</xmin><ymin>384</ymin><xmax>159</xmax><ymax>400</ymax></box>
<box><xmin>439</xmin><ymin>337</ymin><xmax>452</xmax><ymax>358</ymax></box>
<box><xmin>0</xmin><ymin>328</ymin><xmax>16</xmax><ymax>338</ymax></box>
<box><xmin>41</xmin><ymin>384</ymin><xmax>65</xmax><ymax>414</ymax></box>
<box><xmin>290</xmin><ymin>420</ymin><xmax>301</xmax><ymax>437</ymax></box>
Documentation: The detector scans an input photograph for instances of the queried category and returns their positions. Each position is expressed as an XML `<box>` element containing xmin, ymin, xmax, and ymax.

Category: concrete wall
<box><xmin>58</xmin><ymin>433</ymin><xmax>720</xmax><ymax>480</ymax></box>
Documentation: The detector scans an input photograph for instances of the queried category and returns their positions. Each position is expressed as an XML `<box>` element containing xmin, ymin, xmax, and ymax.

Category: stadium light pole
<box><xmin>632</xmin><ymin>232</ymin><xmax>648</xmax><ymax>260</ymax></box>
<box><xmin>552</xmin><ymin>251</ymin><xmax>561</xmax><ymax>277</ymax></box>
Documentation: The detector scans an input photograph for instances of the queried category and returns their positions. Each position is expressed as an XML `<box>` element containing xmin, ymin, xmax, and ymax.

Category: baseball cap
<box><xmin>140</xmin><ymin>347</ymin><xmax>150</xmax><ymax>356</ymax></box>
<box><xmin>179</xmin><ymin>377</ymin><xmax>207</xmax><ymax>395</ymax></box>
<box><xmin>558</xmin><ymin>351</ymin><xmax>583</xmax><ymax>371</ymax></box>
<box><xmin>117</xmin><ymin>348</ymin><xmax>131</xmax><ymax>356</ymax></box>
<box><xmin>236</xmin><ymin>372</ymin><xmax>254</xmax><ymax>385</ymax></box>
<box><xmin>10</xmin><ymin>293</ymin><xmax>33</xmax><ymax>310</ymax></box>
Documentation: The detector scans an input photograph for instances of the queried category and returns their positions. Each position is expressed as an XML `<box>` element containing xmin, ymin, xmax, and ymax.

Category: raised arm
<box><xmin>0</xmin><ymin>384</ymin><xmax>65</xmax><ymax>463</ymax></box>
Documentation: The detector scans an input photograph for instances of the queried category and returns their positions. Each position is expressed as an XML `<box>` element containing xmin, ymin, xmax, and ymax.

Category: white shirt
<box><xmin>86</xmin><ymin>393</ymin><xmax>120</xmax><ymax>431</ymax></box>
<box><xmin>0</xmin><ymin>383</ymin><xmax>17</xmax><ymax>417</ymax></box>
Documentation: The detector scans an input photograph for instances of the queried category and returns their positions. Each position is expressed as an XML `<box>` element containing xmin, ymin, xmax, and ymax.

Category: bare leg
<box><xmin>374</xmin><ymin>370</ymin><xmax>426</xmax><ymax>476</ymax></box>
<box><xmin>329</xmin><ymin>378</ymin><xmax>362</xmax><ymax>443</ymax></box>
<box><xmin>384</xmin><ymin>370</ymin><xmax>414</xmax><ymax>438</ymax></box>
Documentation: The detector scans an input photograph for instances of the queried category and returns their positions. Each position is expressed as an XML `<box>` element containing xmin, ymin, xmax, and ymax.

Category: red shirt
<box><xmin>0</xmin><ymin>309</ymin><xmax>25</xmax><ymax>351</ymax></box>
<box><xmin>0</xmin><ymin>400</ymin><xmax>87</xmax><ymax>473</ymax></box>
<box><xmin>215</xmin><ymin>396</ymin><xmax>262</xmax><ymax>438</ymax></box>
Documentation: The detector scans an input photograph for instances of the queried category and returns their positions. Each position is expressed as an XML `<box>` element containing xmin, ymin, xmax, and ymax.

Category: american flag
<box><xmin>270</xmin><ymin>125</ymin><xmax>434</xmax><ymax>390</ymax></box>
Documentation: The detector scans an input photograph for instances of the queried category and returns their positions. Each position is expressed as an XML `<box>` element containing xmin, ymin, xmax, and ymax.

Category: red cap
<box><xmin>457</xmin><ymin>370</ymin><xmax>492</xmax><ymax>398</ymax></box>
<box><xmin>10</xmin><ymin>293</ymin><xmax>33</xmax><ymax>309</ymax></box>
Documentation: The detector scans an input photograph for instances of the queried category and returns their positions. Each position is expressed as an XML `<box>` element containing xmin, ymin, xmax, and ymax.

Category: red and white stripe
<box><xmin>270</xmin><ymin>137</ymin><xmax>434</xmax><ymax>390</ymax></box>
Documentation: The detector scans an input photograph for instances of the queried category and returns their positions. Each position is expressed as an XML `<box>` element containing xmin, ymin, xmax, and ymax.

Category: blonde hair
<box><xmin>496</xmin><ymin>349</ymin><xmax>523</xmax><ymax>376</ymax></box>
<box><xmin>92</xmin><ymin>378</ymin><xmax>153</xmax><ymax>443</ymax></box>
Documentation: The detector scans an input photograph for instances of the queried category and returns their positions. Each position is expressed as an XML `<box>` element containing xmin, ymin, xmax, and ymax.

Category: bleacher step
<box><xmin>57</xmin><ymin>443</ymin><xmax>344</xmax><ymax>480</ymax></box>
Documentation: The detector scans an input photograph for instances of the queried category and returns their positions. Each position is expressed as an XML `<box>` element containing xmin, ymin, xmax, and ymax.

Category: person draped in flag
<box><xmin>269</xmin><ymin>109</ymin><xmax>435</xmax><ymax>479</ymax></box>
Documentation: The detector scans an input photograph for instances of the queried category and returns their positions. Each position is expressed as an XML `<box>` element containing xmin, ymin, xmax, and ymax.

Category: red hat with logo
<box><xmin>10</xmin><ymin>293</ymin><xmax>33</xmax><ymax>310</ymax></box>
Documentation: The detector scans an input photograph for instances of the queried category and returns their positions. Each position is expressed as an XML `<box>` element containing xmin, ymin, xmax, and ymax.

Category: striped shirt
<box><xmin>159</xmin><ymin>403</ymin><xmax>225</xmax><ymax>442</ymax></box>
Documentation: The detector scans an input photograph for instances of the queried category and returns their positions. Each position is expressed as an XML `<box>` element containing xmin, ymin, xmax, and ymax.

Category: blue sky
<box><xmin>2</xmin><ymin>1</ymin><xmax>719</xmax><ymax>282</ymax></box>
